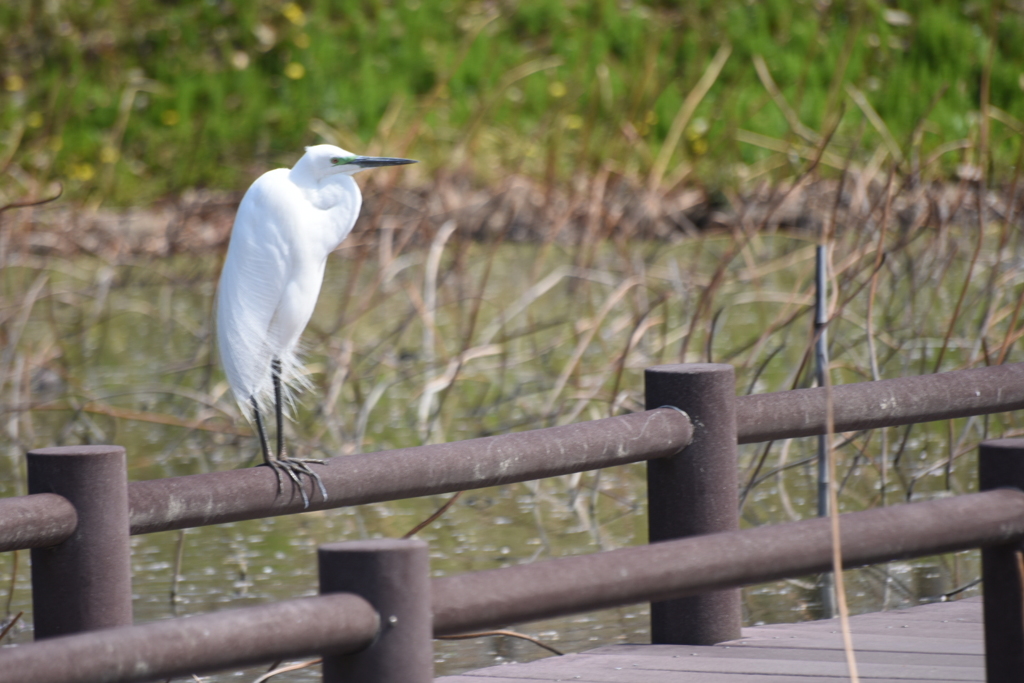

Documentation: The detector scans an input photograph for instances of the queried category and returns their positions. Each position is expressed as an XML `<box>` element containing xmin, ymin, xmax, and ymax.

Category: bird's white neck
<box><xmin>288</xmin><ymin>161</ymin><xmax>359</xmax><ymax>212</ymax></box>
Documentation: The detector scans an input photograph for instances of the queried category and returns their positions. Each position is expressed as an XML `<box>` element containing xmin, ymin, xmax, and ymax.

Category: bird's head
<box><xmin>300</xmin><ymin>144</ymin><xmax>417</xmax><ymax>180</ymax></box>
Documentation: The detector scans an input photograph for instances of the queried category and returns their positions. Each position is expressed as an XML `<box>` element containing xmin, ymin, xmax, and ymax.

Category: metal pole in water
<box><xmin>815</xmin><ymin>244</ymin><xmax>837</xmax><ymax>619</ymax></box>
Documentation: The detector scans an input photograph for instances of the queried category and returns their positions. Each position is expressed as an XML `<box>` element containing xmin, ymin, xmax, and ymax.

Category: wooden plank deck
<box><xmin>437</xmin><ymin>597</ymin><xmax>984</xmax><ymax>682</ymax></box>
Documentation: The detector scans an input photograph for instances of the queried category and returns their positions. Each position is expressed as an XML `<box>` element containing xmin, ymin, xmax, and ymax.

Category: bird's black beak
<box><xmin>353</xmin><ymin>156</ymin><xmax>418</xmax><ymax>168</ymax></box>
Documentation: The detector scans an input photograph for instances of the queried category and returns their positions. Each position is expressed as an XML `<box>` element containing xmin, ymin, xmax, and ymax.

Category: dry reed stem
<box><xmin>25</xmin><ymin>401</ymin><xmax>249</xmax><ymax>435</ymax></box>
<box><xmin>251</xmin><ymin>658</ymin><xmax>322</xmax><ymax>683</ymax></box>
<box><xmin>542</xmin><ymin>277</ymin><xmax>642</xmax><ymax>416</ymax></box>
<box><xmin>845</xmin><ymin>84</ymin><xmax>903</xmax><ymax>166</ymax></box>
<box><xmin>932</xmin><ymin>187</ymin><xmax>986</xmax><ymax>373</ymax></box>
<box><xmin>865</xmin><ymin>168</ymin><xmax>895</xmax><ymax>382</ymax></box>
<box><xmin>822</xmin><ymin>349</ymin><xmax>861</xmax><ymax>683</ymax></box>
<box><xmin>752</xmin><ymin>54</ymin><xmax>820</xmax><ymax>145</ymax></box>
<box><xmin>437</xmin><ymin>629</ymin><xmax>565</xmax><ymax>656</ymax></box>
<box><xmin>648</xmin><ymin>43</ymin><xmax>732</xmax><ymax>190</ymax></box>
<box><xmin>4</xmin><ymin>551</ymin><xmax>17</xmax><ymax>618</ymax></box>
<box><xmin>0</xmin><ymin>611</ymin><xmax>22</xmax><ymax>644</ymax></box>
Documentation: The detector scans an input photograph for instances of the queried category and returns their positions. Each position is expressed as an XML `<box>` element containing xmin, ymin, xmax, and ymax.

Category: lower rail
<box><xmin>3</xmin><ymin>488</ymin><xmax>1022</xmax><ymax>683</ymax></box>
<box><xmin>1</xmin><ymin>594</ymin><xmax>379</xmax><ymax>683</ymax></box>
<box><xmin>432</xmin><ymin>488</ymin><xmax>1024</xmax><ymax>634</ymax></box>
<box><xmin>0</xmin><ymin>494</ymin><xmax>75</xmax><ymax>551</ymax></box>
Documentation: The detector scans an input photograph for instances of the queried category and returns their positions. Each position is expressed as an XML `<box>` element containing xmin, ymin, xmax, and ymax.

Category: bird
<box><xmin>216</xmin><ymin>145</ymin><xmax>417</xmax><ymax>507</ymax></box>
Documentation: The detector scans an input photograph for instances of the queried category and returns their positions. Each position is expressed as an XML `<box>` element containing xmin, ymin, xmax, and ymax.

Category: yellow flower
<box><xmin>100</xmin><ymin>146</ymin><xmax>119</xmax><ymax>164</ymax></box>
<box><xmin>284</xmin><ymin>62</ymin><xmax>306</xmax><ymax>80</ymax></box>
<box><xmin>548</xmin><ymin>81</ymin><xmax>566</xmax><ymax>98</ymax></box>
<box><xmin>161</xmin><ymin>110</ymin><xmax>180</xmax><ymax>126</ymax></box>
<box><xmin>26</xmin><ymin>111</ymin><xmax>44</xmax><ymax>128</ymax></box>
<box><xmin>563</xmin><ymin>114</ymin><xmax>584</xmax><ymax>130</ymax></box>
<box><xmin>5</xmin><ymin>74</ymin><xmax>24</xmax><ymax>92</ymax></box>
<box><xmin>686</xmin><ymin>117</ymin><xmax>709</xmax><ymax>140</ymax></box>
<box><xmin>282</xmin><ymin>2</ymin><xmax>306</xmax><ymax>26</ymax></box>
<box><xmin>70</xmin><ymin>163</ymin><xmax>95</xmax><ymax>181</ymax></box>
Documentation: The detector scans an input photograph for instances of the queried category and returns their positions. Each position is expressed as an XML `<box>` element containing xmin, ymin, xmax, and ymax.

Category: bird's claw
<box><xmin>285</xmin><ymin>456</ymin><xmax>329</xmax><ymax>504</ymax></box>
<box><xmin>263</xmin><ymin>457</ymin><xmax>328</xmax><ymax>509</ymax></box>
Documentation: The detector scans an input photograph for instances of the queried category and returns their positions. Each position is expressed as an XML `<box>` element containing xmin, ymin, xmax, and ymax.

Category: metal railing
<box><xmin>735</xmin><ymin>362</ymin><xmax>1024</xmax><ymax>443</ymax></box>
<box><xmin>1</xmin><ymin>362</ymin><xmax>1022</xmax><ymax>682</ymax></box>
<box><xmin>4</xmin><ymin>362</ymin><xmax>1020</xmax><ymax>548</ymax></box>
<box><xmin>8</xmin><ymin>485</ymin><xmax>1024</xmax><ymax>683</ymax></box>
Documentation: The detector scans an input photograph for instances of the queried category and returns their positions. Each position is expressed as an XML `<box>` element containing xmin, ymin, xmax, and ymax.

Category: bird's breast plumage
<box><xmin>302</xmin><ymin>173</ymin><xmax>362</xmax><ymax>253</ymax></box>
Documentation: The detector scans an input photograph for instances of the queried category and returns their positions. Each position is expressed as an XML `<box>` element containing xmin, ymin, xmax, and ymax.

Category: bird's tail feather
<box><xmin>237</xmin><ymin>345</ymin><xmax>313</xmax><ymax>422</ymax></box>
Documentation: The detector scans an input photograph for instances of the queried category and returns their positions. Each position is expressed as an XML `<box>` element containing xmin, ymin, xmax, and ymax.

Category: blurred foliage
<box><xmin>1</xmin><ymin>0</ymin><xmax>1022</xmax><ymax>204</ymax></box>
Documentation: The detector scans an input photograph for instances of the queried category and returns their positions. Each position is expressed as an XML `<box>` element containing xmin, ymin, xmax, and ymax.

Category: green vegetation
<box><xmin>1</xmin><ymin>0</ymin><xmax>1021</xmax><ymax>204</ymax></box>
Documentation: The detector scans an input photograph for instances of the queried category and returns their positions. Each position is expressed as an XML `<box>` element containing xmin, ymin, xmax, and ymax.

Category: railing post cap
<box><xmin>980</xmin><ymin>438</ymin><xmax>1024</xmax><ymax>453</ymax></box>
<box><xmin>28</xmin><ymin>445</ymin><xmax>125</xmax><ymax>458</ymax></box>
<box><xmin>646</xmin><ymin>363</ymin><xmax>734</xmax><ymax>375</ymax></box>
<box><xmin>320</xmin><ymin>538</ymin><xmax>427</xmax><ymax>554</ymax></box>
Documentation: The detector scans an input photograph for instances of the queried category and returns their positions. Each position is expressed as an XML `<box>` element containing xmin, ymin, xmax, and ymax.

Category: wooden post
<box><xmin>978</xmin><ymin>438</ymin><xmax>1024</xmax><ymax>682</ymax></box>
<box><xmin>645</xmin><ymin>363</ymin><xmax>741</xmax><ymax>644</ymax></box>
<box><xmin>319</xmin><ymin>539</ymin><xmax>432</xmax><ymax>683</ymax></box>
<box><xmin>28</xmin><ymin>445</ymin><xmax>133</xmax><ymax>638</ymax></box>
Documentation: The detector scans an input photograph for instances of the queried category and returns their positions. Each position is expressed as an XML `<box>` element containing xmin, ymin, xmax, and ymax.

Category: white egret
<box><xmin>217</xmin><ymin>144</ymin><xmax>416</xmax><ymax>506</ymax></box>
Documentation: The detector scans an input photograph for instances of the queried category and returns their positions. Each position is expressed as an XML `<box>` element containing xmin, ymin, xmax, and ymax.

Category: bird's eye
<box><xmin>330</xmin><ymin>157</ymin><xmax>341</xmax><ymax>164</ymax></box>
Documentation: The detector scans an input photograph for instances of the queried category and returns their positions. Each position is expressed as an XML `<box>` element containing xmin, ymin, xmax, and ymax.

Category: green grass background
<box><xmin>2</xmin><ymin>0</ymin><xmax>1022</xmax><ymax>204</ymax></box>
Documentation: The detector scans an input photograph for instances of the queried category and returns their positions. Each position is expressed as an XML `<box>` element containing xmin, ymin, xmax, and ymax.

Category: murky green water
<box><xmin>0</xmin><ymin>232</ymin><xmax>1014</xmax><ymax>679</ymax></box>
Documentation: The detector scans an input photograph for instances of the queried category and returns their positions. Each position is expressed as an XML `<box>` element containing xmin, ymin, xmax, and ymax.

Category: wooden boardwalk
<box><xmin>438</xmin><ymin>597</ymin><xmax>984</xmax><ymax>682</ymax></box>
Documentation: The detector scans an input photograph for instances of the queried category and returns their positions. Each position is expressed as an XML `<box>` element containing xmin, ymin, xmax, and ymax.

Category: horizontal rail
<box><xmin>0</xmin><ymin>493</ymin><xmax>76</xmax><ymax>552</ymax></box>
<box><xmin>736</xmin><ymin>362</ymin><xmax>1024</xmax><ymax>444</ymax></box>
<box><xmin>0</xmin><ymin>593</ymin><xmax>378</xmax><ymax>683</ymax></box>
<box><xmin>432</xmin><ymin>488</ymin><xmax>1024</xmax><ymax>634</ymax></box>
<box><xmin>8</xmin><ymin>490</ymin><xmax>1021</xmax><ymax>683</ymax></box>
<box><xmin>2</xmin><ymin>363</ymin><xmax>1022</xmax><ymax>549</ymax></box>
<box><xmin>127</xmin><ymin>407</ymin><xmax>692</xmax><ymax>534</ymax></box>
<box><xmin>125</xmin><ymin>363</ymin><xmax>1019</xmax><ymax>535</ymax></box>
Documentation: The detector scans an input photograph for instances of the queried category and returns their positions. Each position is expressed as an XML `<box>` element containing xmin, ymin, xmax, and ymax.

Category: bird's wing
<box><xmin>216</xmin><ymin>170</ymin><xmax>299</xmax><ymax>409</ymax></box>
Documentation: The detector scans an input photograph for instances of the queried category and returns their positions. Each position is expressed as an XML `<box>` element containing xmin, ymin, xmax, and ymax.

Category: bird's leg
<box><xmin>268</xmin><ymin>358</ymin><xmax>310</xmax><ymax>506</ymax></box>
<box><xmin>253</xmin><ymin>392</ymin><xmax>304</xmax><ymax>504</ymax></box>
<box><xmin>273</xmin><ymin>358</ymin><xmax>285</xmax><ymax>460</ymax></box>
<box><xmin>270</xmin><ymin>358</ymin><xmax>328</xmax><ymax>505</ymax></box>
<box><xmin>251</xmin><ymin>397</ymin><xmax>283</xmax><ymax>495</ymax></box>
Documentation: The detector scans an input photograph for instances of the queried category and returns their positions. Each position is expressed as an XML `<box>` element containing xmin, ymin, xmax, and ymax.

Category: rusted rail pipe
<box><xmin>125</xmin><ymin>362</ymin><xmax>1024</xmax><ymax>534</ymax></box>
<box><xmin>2</xmin><ymin>364</ymin><xmax>1022</xmax><ymax>548</ymax></box>
<box><xmin>128</xmin><ymin>408</ymin><xmax>692</xmax><ymax>534</ymax></box>
<box><xmin>0</xmin><ymin>593</ymin><xmax>378</xmax><ymax>683</ymax></box>
<box><xmin>3</xmin><ymin>491</ymin><xmax>1024</xmax><ymax>682</ymax></box>
<box><xmin>0</xmin><ymin>493</ymin><xmax>75</xmax><ymax>552</ymax></box>
<box><xmin>432</xmin><ymin>488</ymin><xmax>1024</xmax><ymax>635</ymax></box>
<box><xmin>736</xmin><ymin>362</ymin><xmax>1024</xmax><ymax>444</ymax></box>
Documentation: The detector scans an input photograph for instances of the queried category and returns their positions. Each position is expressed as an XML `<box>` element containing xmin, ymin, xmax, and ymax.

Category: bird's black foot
<box><xmin>263</xmin><ymin>457</ymin><xmax>328</xmax><ymax>509</ymax></box>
